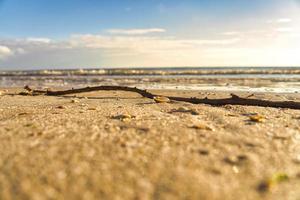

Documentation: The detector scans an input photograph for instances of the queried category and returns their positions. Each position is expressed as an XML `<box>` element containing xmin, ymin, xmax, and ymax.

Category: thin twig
<box><xmin>23</xmin><ymin>85</ymin><xmax>300</xmax><ymax>110</ymax></box>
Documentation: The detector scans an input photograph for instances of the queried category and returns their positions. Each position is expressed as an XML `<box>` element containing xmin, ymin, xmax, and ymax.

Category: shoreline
<box><xmin>2</xmin><ymin>66</ymin><xmax>300</xmax><ymax>76</ymax></box>
<box><xmin>1</xmin><ymin>75</ymin><xmax>300</xmax><ymax>94</ymax></box>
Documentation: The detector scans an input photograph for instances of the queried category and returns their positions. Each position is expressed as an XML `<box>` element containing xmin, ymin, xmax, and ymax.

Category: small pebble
<box><xmin>249</xmin><ymin>115</ymin><xmax>265</xmax><ymax>123</ymax></box>
<box><xmin>154</xmin><ymin>96</ymin><xmax>170</xmax><ymax>103</ymax></box>
<box><xmin>198</xmin><ymin>149</ymin><xmax>209</xmax><ymax>155</ymax></box>
<box><xmin>257</xmin><ymin>181</ymin><xmax>269</xmax><ymax>193</ymax></box>
<box><xmin>190</xmin><ymin>123</ymin><xmax>214</xmax><ymax>131</ymax></box>
<box><xmin>232</xmin><ymin>166</ymin><xmax>239</xmax><ymax>174</ymax></box>
<box><xmin>71</xmin><ymin>99</ymin><xmax>79</xmax><ymax>103</ymax></box>
<box><xmin>224</xmin><ymin>155</ymin><xmax>248</xmax><ymax>165</ymax></box>
<box><xmin>112</xmin><ymin>114</ymin><xmax>134</xmax><ymax>122</ymax></box>
<box><xmin>177</xmin><ymin>107</ymin><xmax>190</xmax><ymax>112</ymax></box>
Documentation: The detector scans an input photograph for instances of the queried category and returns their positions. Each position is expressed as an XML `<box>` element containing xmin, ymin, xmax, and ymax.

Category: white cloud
<box><xmin>0</xmin><ymin>34</ymin><xmax>242</xmax><ymax>68</ymax></box>
<box><xmin>276</xmin><ymin>27</ymin><xmax>294</xmax><ymax>32</ymax></box>
<box><xmin>107</xmin><ymin>28</ymin><xmax>166</xmax><ymax>35</ymax></box>
<box><xmin>2</xmin><ymin>24</ymin><xmax>300</xmax><ymax>68</ymax></box>
<box><xmin>277</xmin><ymin>18</ymin><xmax>292</xmax><ymax>23</ymax></box>
<box><xmin>0</xmin><ymin>45</ymin><xmax>13</xmax><ymax>59</ymax></box>
<box><xmin>26</xmin><ymin>37</ymin><xmax>52</xmax><ymax>43</ymax></box>
<box><xmin>267</xmin><ymin>18</ymin><xmax>292</xmax><ymax>24</ymax></box>
<box><xmin>70</xmin><ymin>34</ymin><xmax>240</xmax><ymax>51</ymax></box>
<box><xmin>15</xmin><ymin>48</ymin><xmax>26</xmax><ymax>54</ymax></box>
<box><xmin>222</xmin><ymin>31</ymin><xmax>240</xmax><ymax>36</ymax></box>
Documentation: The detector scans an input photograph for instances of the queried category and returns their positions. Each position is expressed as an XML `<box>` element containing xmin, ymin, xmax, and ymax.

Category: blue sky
<box><xmin>0</xmin><ymin>0</ymin><xmax>300</xmax><ymax>69</ymax></box>
<box><xmin>0</xmin><ymin>0</ymin><xmax>280</xmax><ymax>38</ymax></box>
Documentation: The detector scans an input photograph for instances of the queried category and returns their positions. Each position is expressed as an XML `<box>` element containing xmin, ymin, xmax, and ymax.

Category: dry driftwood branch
<box><xmin>24</xmin><ymin>85</ymin><xmax>300</xmax><ymax>110</ymax></box>
<box><xmin>24</xmin><ymin>85</ymin><xmax>154</xmax><ymax>99</ymax></box>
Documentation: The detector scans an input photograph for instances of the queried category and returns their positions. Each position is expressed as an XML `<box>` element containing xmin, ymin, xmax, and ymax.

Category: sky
<box><xmin>0</xmin><ymin>0</ymin><xmax>300</xmax><ymax>69</ymax></box>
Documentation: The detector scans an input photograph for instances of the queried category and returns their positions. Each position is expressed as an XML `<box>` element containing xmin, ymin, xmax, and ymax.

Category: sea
<box><xmin>1</xmin><ymin>67</ymin><xmax>300</xmax><ymax>93</ymax></box>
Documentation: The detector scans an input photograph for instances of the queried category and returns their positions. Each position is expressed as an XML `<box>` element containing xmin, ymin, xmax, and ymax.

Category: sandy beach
<box><xmin>2</xmin><ymin>0</ymin><xmax>300</xmax><ymax>198</ymax></box>
<box><xmin>0</xmin><ymin>88</ymin><xmax>300</xmax><ymax>200</ymax></box>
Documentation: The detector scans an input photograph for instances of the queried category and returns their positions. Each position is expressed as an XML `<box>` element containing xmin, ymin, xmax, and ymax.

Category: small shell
<box><xmin>71</xmin><ymin>99</ymin><xmax>79</xmax><ymax>103</ymax></box>
<box><xmin>153</xmin><ymin>96</ymin><xmax>170</xmax><ymax>103</ymax></box>
<box><xmin>249</xmin><ymin>115</ymin><xmax>265</xmax><ymax>123</ymax></box>
<box><xmin>113</xmin><ymin>114</ymin><xmax>134</xmax><ymax>122</ymax></box>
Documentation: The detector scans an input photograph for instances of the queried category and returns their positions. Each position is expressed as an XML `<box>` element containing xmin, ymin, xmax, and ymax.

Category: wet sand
<box><xmin>0</xmin><ymin>88</ymin><xmax>300</xmax><ymax>200</ymax></box>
